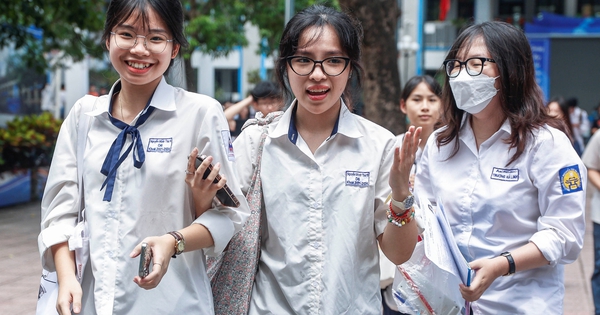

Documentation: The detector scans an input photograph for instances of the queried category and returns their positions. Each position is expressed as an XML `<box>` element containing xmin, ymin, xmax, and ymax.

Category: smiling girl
<box><xmin>38</xmin><ymin>0</ymin><xmax>249</xmax><ymax>314</ymax></box>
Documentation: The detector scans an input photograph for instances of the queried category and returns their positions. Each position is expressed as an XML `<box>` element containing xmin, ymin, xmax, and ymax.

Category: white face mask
<box><xmin>449</xmin><ymin>70</ymin><xmax>499</xmax><ymax>114</ymax></box>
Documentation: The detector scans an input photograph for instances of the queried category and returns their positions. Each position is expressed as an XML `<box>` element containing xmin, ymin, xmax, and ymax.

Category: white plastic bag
<box><xmin>392</xmin><ymin>197</ymin><xmax>467</xmax><ymax>315</ymax></box>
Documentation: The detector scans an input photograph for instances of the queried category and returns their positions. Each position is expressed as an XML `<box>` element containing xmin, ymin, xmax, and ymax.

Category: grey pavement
<box><xmin>0</xmin><ymin>190</ymin><xmax>595</xmax><ymax>315</ymax></box>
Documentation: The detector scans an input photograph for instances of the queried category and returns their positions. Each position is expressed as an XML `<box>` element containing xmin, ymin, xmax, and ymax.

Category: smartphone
<box><xmin>195</xmin><ymin>155</ymin><xmax>241</xmax><ymax>208</ymax></box>
<box><xmin>138</xmin><ymin>242</ymin><xmax>152</xmax><ymax>278</ymax></box>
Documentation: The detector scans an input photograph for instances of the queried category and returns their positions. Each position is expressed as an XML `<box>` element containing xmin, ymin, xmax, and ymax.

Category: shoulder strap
<box><xmin>241</xmin><ymin>110</ymin><xmax>284</xmax><ymax>131</ymax></box>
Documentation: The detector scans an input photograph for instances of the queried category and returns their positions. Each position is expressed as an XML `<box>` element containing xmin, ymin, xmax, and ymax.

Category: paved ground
<box><xmin>0</xmin><ymin>192</ymin><xmax>596</xmax><ymax>314</ymax></box>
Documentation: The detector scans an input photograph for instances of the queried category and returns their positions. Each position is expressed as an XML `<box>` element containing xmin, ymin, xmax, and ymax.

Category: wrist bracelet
<box><xmin>387</xmin><ymin>203</ymin><xmax>415</xmax><ymax>227</ymax></box>
<box><xmin>500</xmin><ymin>251</ymin><xmax>515</xmax><ymax>276</ymax></box>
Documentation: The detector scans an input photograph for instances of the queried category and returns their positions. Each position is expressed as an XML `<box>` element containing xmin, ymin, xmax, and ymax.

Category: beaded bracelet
<box><xmin>387</xmin><ymin>202</ymin><xmax>415</xmax><ymax>227</ymax></box>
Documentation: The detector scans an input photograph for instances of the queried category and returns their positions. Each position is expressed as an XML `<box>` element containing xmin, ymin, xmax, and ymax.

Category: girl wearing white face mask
<box><xmin>415</xmin><ymin>21</ymin><xmax>585</xmax><ymax>314</ymax></box>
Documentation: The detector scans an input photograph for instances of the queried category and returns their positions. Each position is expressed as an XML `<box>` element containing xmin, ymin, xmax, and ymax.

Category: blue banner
<box><xmin>528</xmin><ymin>38</ymin><xmax>550</xmax><ymax>101</ymax></box>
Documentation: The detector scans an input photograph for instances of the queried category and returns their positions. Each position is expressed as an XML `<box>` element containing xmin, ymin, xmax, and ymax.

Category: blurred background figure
<box><xmin>590</xmin><ymin>102</ymin><xmax>600</xmax><ymax>136</ymax></box>
<box><xmin>380</xmin><ymin>74</ymin><xmax>442</xmax><ymax>315</ymax></box>
<box><xmin>88</xmin><ymin>84</ymin><xmax>100</xmax><ymax>96</ymax></box>
<box><xmin>546</xmin><ymin>96</ymin><xmax>574</xmax><ymax>145</ymax></box>
<box><xmin>567</xmin><ymin>97</ymin><xmax>590</xmax><ymax>155</ymax></box>
<box><xmin>224</xmin><ymin>81</ymin><xmax>283</xmax><ymax>139</ymax></box>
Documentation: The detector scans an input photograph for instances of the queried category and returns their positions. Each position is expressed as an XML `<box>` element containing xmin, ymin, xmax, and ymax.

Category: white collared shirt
<box><xmin>415</xmin><ymin>115</ymin><xmax>586</xmax><ymax>315</ymax></box>
<box><xmin>582</xmin><ymin>131</ymin><xmax>600</xmax><ymax>224</ymax></box>
<box><xmin>234</xmin><ymin>100</ymin><xmax>398</xmax><ymax>315</ymax></box>
<box><xmin>39</xmin><ymin>77</ymin><xmax>249</xmax><ymax>315</ymax></box>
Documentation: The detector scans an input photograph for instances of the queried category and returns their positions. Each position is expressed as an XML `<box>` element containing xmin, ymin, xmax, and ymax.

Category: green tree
<box><xmin>0</xmin><ymin>0</ymin><xmax>106</xmax><ymax>72</ymax></box>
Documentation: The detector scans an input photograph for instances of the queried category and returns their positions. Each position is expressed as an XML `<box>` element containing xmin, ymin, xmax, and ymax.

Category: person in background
<box><xmin>416</xmin><ymin>21</ymin><xmax>585</xmax><ymax>314</ymax></box>
<box><xmin>56</xmin><ymin>84</ymin><xmax>68</xmax><ymax>119</ymax></box>
<box><xmin>224</xmin><ymin>81</ymin><xmax>283</xmax><ymax>138</ymax></box>
<box><xmin>590</xmin><ymin>102</ymin><xmax>600</xmax><ymax>135</ymax></box>
<box><xmin>568</xmin><ymin>97</ymin><xmax>589</xmax><ymax>155</ymax></box>
<box><xmin>546</xmin><ymin>96</ymin><xmax>574</xmax><ymax>143</ymax></box>
<box><xmin>38</xmin><ymin>0</ymin><xmax>249</xmax><ymax>313</ymax></box>
<box><xmin>88</xmin><ymin>84</ymin><xmax>100</xmax><ymax>97</ymax></box>
<box><xmin>583</xmin><ymin>130</ymin><xmax>600</xmax><ymax>315</ymax></box>
<box><xmin>233</xmin><ymin>5</ymin><xmax>418</xmax><ymax>314</ymax></box>
<box><xmin>379</xmin><ymin>75</ymin><xmax>442</xmax><ymax>315</ymax></box>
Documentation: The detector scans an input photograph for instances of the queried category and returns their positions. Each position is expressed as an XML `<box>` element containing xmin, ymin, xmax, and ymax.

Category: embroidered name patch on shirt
<box><xmin>345</xmin><ymin>171</ymin><xmax>370</xmax><ymax>187</ymax></box>
<box><xmin>490</xmin><ymin>167</ymin><xmax>519</xmax><ymax>181</ymax></box>
<box><xmin>559</xmin><ymin>165</ymin><xmax>583</xmax><ymax>194</ymax></box>
<box><xmin>147</xmin><ymin>138</ymin><xmax>172</xmax><ymax>153</ymax></box>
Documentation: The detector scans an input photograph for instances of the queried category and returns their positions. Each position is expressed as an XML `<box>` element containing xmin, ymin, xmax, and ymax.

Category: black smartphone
<box><xmin>195</xmin><ymin>155</ymin><xmax>241</xmax><ymax>208</ymax></box>
<box><xmin>138</xmin><ymin>242</ymin><xmax>152</xmax><ymax>278</ymax></box>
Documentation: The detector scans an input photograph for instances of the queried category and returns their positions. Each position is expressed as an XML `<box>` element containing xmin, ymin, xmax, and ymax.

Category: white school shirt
<box><xmin>38</xmin><ymin>77</ymin><xmax>249</xmax><ymax>315</ymax></box>
<box><xmin>415</xmin><ymin>115</ymin><xmax>586</xmax><ymax>314</ymax></box>
<box><xmin>582</xmin><ymin>131</ymin><xmax>600</xmax><ymax>224</ymax></box>
<box><xmin>234</xmin><ymin>100</ymin><xmax>398</xmax><ymax>315</ymax></box>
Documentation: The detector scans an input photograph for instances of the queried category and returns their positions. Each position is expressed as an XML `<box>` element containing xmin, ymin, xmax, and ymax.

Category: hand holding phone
<box><xmin>138</xmin><ymin>242</ymin><xmax>152</xmax><ymax>278</ymax></box>
<box><xmin>195</xmin><ymin>155</ymin><xmax>241</xmax><ymax>207</ymax></box>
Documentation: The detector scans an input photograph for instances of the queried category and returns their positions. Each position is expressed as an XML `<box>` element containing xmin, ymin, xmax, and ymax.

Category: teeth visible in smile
<box><xmin>127</xmin><ymin>61</ymin><xmax>150</xmax><ymax>69</ymax></box>
<box><xmin>308</xmin><ymin>89</ymin><xmax>328</xmax><ymax>93</ymax></box>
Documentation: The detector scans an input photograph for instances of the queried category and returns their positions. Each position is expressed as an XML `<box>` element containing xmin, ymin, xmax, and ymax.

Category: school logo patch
<box><xmin>559</xmin><ymin>165</ymin><xmax>583</xmax><ymax>194</ymax></box>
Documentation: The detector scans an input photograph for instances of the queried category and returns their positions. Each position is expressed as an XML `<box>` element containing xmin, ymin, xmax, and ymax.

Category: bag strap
<box><xmin>75</xmin><ymin>96</ymin><xmax>97</xmax><ymax>223</ymax></box>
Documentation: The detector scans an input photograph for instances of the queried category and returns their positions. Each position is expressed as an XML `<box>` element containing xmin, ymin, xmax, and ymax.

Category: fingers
<box><xmin>186</xmin><ymin>147</ymin><xmax>199</xmax><ymax>176</ymax></box>
<box><xmin>71</xmin><ymin>291</ymin><xmax>82</xmax><ymax>314</ymax></box>
<box><xmin>130</xmin><ymin>242</ymin><xmax>142</xmax><ymax>258</ymax></box>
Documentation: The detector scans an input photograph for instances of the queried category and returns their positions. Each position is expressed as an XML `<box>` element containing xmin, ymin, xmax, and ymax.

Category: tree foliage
<box><xmin>0</xmin><ymin>0</ymin><xmax>106</xmax><ymax>72</ymax></box>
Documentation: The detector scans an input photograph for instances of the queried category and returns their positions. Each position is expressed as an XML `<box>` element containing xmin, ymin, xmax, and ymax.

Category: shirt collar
<box><xmin>87</xmin><ymin>76</ymin><xmax>176</xmax><ymax>118</ymax></box>
<box><xmin>459</xmin><ymin>113</ymin><xmax>511</xmax><ymax>149</ymax></box>
<box><xmin>269</xmin><ymin>98</ymin><xmax>363</xmax><ymax>144</ymax></box>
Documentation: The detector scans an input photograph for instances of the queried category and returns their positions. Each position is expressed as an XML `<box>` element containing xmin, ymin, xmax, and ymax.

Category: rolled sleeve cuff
<box><xmin>529</xmin><ymin>228</ymin><xmax>579</xmax><ymax>267</ymax></box>
<box><xmin>194</xmin><ymin>209</ymin><xmax>235</xmax><ymax>257</ymax></box>
<box><xmin>38</xmin><ymin>224</ymin><xmax>74</xmax><ymax>271</ymax></box>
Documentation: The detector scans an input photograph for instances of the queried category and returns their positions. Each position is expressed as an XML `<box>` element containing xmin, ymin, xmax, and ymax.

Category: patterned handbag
<box><xmin>206</xmin><ymin>111</ymin><xmax>282</xmax><ymax>315</ymax></box>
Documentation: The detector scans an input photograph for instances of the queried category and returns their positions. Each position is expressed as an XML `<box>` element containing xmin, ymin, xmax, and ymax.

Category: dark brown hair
<box><xmin>438</xmin><ymin>21</ymin><xmax>568</xmax><ymax>166</ymax></box>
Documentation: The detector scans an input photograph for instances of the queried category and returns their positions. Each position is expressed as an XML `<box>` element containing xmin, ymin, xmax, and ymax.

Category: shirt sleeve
<box><xmin>529</xmin><ymin>128</ymin><xmax>586</xmax><ymax>266</ymax></box>
<box><xmin>193</xmin><ymin>101</ymin><xmax>250</xmax><ymax>256</ymax></box>
<box><xmin>38</xmin><ymin>99</ymin><xmax>85</xmax><ymax>271</ymax></box>
<box><xmin>232</xmin><ymin>124</ymin><xmax>263</xmax><ymax>196</ymax></box>
<box><xmin>582</xmin><ymin>131</ymin><xmax>600</xmax><ymax>170</ymax></box>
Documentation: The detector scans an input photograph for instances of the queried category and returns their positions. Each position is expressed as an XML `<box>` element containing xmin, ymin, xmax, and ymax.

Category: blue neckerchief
<box><xmin>100</xmin><ymin>93</ymin><xmax>155</xmax><ymax>201</ymax></box>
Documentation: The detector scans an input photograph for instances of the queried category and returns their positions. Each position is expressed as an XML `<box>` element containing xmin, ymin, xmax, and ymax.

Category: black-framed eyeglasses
<box><xmin>110</xmin><ymin>28</ymin><xmax>174</xmax><ymax>54</ymax></box>
<box><xmin>443</xmin><ymin>57</ymin><xmax>496</xmax><ymax>78</ymax></box>
<box><xmin>286</xmin><ymin>56</ymin><xmax>351</xmax><ymax>76</ymax></box>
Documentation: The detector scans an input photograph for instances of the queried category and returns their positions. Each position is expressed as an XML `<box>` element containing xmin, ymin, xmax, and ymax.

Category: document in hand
<box><xmin>392</xmin><ymin>196</ymin><xmax>474</xmax><ymax>315</ymax></box>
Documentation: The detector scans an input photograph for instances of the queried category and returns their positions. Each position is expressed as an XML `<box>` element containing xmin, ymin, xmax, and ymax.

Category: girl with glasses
<box><xmin>233</xmin><ymin>5</ymin><xmax>419</xmax><ymax>314</ymax></box>
<box><xmin>38</xmin><ymin>0</ymin><xmax>249</xmax><ymax>313</ymax></box>
<box><xmin>415</xmin><ymin>21</ymin><xmax>585</xmax><ymax>314</ymax></box>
